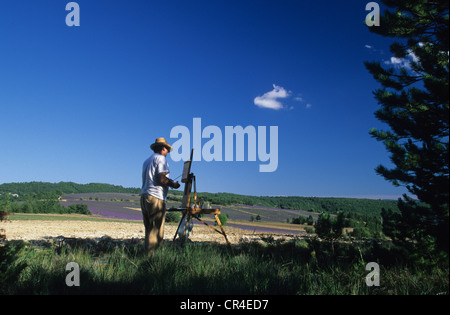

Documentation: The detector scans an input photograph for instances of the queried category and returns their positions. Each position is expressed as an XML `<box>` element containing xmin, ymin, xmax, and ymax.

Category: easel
<box><xmin>168</xmin><ymin>149</ymin><xmax>231</xmax><ymax>248</ymax></box>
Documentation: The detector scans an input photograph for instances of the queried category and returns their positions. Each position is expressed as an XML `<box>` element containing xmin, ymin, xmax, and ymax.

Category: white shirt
<box><xmin>141</xmin><ymin>153</ymin><xmax>170</xmax><ymax>201</ymax></box>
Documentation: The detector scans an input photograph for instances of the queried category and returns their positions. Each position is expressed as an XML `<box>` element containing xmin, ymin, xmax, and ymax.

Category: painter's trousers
<box><xmin>140</xmin><ymin>194</ymin><xmax>166</xmax><ymax>255</ymax></box>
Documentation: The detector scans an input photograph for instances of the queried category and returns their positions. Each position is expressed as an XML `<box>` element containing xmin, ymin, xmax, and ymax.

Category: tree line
<box><xmin>192</xmin><ymin>192</ymin><xmax>399</xmax><ymax>217</ymax></box>
<box><xmin>0</xmin><ymin>181</ymin><xmax>140</xmax><ymax>201</ymax></box>
<box><xmin>0</xmin><ymin>194</ymin><xmax>91</xmax><ymax>215</ymax></box>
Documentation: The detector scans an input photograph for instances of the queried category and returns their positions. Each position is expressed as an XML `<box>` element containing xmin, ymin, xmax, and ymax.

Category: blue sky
<box><xmin>0</xmin><ymin>0</ymin><xmax>410</xmax><ymax>199</ymax></box>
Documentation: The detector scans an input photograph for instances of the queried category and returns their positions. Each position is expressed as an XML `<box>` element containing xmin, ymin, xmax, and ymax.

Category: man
<box><xmin>141</xmin><ymin>138</ymin><xmax>180</xmax><ymax>255</ymax></box>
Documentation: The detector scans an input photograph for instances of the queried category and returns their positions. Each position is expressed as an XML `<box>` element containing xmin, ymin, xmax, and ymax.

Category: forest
<box><xmin>0</xmin><ymin>181</ymin><xmax>140</xmax><ymax>200</ymax></box>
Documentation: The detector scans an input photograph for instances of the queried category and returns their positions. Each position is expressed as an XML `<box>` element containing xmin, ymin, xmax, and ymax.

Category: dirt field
<box><xmin>1</xmin><ymin>217</ymin><xmax>295</xmax><ymax>245</ymax></box>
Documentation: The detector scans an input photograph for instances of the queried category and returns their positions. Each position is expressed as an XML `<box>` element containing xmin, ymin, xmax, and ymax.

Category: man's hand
<box><xmin>159</xmin><ymin>173</ymin><xmax>181</xmax><ymax>189</ymax></box>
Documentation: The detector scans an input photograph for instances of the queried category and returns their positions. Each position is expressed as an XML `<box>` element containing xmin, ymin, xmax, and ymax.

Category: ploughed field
<box><xmin>2</xmin><ymin>214</ymin><xmax>263</xmax><ymax>245</ymax></box>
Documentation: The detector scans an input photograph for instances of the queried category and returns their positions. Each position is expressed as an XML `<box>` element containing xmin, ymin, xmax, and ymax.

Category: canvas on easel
<box><xmin>181</xmin><ymin>160</ymin><xmax>192</xmax><ymax>183</ymax></box>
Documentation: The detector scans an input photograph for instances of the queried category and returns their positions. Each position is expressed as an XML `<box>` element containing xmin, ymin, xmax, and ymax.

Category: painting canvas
<box><xmin>181</xmin><ymin>160</ymin><xmax>192</xmax><ymax>183</ymax></box>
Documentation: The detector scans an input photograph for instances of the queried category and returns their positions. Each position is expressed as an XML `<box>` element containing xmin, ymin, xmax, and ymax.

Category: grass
<box><xmin>2</xmin><ymin>236</ymin><xmax>448</xmax><ymax>295</ymax></box>
<box><xmin>2</xmin><ymin>212</ymin><xmax>448</xmax><ymax>295</ymax></box>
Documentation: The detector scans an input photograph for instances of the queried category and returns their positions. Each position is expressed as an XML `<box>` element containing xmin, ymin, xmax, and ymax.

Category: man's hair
<box><xmin>152</xmin><ymin>144</ymin><xmax>166</xmax><ymax>153</ymax></box>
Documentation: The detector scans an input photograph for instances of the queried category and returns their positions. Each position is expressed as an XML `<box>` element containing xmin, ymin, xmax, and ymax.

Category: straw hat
<box><xmin>150</xmin><ymin>138</ymin><xmax>173</xmax><ymax>152</ymax></box>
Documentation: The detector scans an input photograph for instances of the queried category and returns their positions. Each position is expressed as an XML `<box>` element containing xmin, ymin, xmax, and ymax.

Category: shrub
<box><xmin>166</xmin><ymin>210</ymin><xmax>181</xmax><ymax>223</ymax></box>
<box><xmin>215</xmin><ymin>213</ymin><xmax>228</xmax><ymax>226</ymax></box>
<box><xmin>315</xmin><ymin>212</ymin><xmax>344</xmax><ymax>242</ymax></box>
<box><xmin>351</xmin><ymin>227</ymin><xmax>372</xmax><ymax>239</ymax></box>
<box><xmin>67</xmin><ymin>204</ymin><xmax>91</xmax><ymax>215</ymax></box>
<box><xmin>305</xmin><ymin>227</ymin><xmax>315</xmax><ymax>234</ymax></box>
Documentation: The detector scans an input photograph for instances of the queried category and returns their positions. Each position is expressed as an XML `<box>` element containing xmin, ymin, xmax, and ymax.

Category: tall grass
<box><xmin>3</xmin><ymin>238</ymin><xmax>449</xmax><ymax>295</ymax></box>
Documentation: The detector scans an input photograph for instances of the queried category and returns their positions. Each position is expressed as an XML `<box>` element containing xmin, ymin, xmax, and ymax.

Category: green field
<box><xmin>2</xmin><ymin>232</ymin><xmax>448</xmax><ymax>295</ymax></box>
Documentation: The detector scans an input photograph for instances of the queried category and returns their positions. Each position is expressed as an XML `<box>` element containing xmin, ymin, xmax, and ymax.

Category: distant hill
<box><xmin>1</xmin><ymin>181</ymin><xmax>399</xmax><ymax>217</ymax></box>
<box><xmin>192</xmin><ymin>192</ymin><xmax>399</xmax><ymax>217</ymax></box>
<box><xmin>0</xmin><ymin>181</ymin><xmax>140</xmax><ymax>197</ymax></box>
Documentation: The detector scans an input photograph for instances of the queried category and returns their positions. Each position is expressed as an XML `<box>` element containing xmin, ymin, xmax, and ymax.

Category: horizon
<box><xmin>0</xmin><ymin>180</ymin><xmax>404</xmax><ymax>201</ymax></box>
<box><xmin>1</xmin><ymin>0</ymin><xmax>412</xmax><ymax>200</ymax></box>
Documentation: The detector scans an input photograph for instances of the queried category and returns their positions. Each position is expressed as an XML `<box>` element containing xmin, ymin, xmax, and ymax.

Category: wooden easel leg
<box><xmin>182</xmin><ymin>214</ymin><xmax>191</xmax><ymax>241</ymax></box>
<box><xmin>173</xmin><ymin>213</ymin><xmax>186</xmax><ymax>242</ymax></box>
<box><xmin>214</xmin><ymin>214</ymin><xmax>232</xmax><ymax>249</ymax></box>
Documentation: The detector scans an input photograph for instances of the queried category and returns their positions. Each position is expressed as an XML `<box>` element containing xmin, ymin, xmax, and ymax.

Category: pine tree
<box><xmin>365</xmin><ymin>0</ymin><xmax>449</xmax><ymax>258</ymax></box>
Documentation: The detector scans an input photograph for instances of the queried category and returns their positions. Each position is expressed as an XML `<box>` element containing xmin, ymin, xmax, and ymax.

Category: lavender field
<box><xmin>60</xmin><ymin>193</ymin><xmax>143</xmax><ymax>221</ymax></box>
<box><xmin>59</xmin><ymin>193</ymin><xmax>313</xmax><ymax>234</ymax></box>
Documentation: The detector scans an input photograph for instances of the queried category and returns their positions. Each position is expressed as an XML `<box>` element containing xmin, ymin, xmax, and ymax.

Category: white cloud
<box><xmin>384</xmin><ymin>49</ymin><xmax>420</xmax><ymax>70</ymax></box>
<box><xmin>408</xmin><ymin>50</ymin><xmax>420</xmax><ymax>63</ymax></box>
<box><xmin>388</xmin><ymin>56</ymin><xmax>403</xmax><ymax>64</ymax></box>
<box><xmin>254</xmin><ymin>84</ymin><xmax>290</xmax><ymax>110</ymax></box>
<box><xmin>365</xmin><ymin>44</ymin><xmax>373</xmax><ymax>49</ymax></box>
<box><xmin>305</xmin><ymin>103</ymin><xmax>312</xmax><ymax>109</ymax></box>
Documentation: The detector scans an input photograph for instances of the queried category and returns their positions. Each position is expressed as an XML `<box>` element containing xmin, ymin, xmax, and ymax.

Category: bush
<box><xmin>166</xmin><ymin>210</ymin><xmax>181</xmax><ymax>223</ymax></box>
<box><xmin>305</xmin><ymin>227</ymin><xmax>315</xmax><ymax>234</ymax></box>
<box><xmin>315</xmin><ymin>212</ymin><xmax>344</xmax><ymax>242</ymax></box>
<box><xmin>291</xmin><ymin>216</ymin><xmax>306</xmax><ymax>225</ymax></box>
<box><xmin>291</xmin><ymin>215</ymin><xmax>314</xmax><ymax>225</ymax></box>
<box><xmin>215</xmin><ymin>213</ymin><xmax>228</xmax><ymax>226</ymax></box>
<box><xmin>7</xmin><ymin>197</ymin><xmax>91</xmax><ymax>215</ymax></box>
<box><xmin>351</xmin><ymin>227</ymin><xmax>372</xmax><ymax>239</ymax></box>
<box><xmin>67</xmin><ymin>204</ymin><xmax>91</xmax><ymax>215</ymax></box>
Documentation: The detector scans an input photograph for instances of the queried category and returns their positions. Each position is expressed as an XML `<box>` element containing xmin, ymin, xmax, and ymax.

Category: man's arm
<box><xmin>158</xmin><ymin>172</ymin><xmax>181</xmax><ymax>189</ymax></box>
